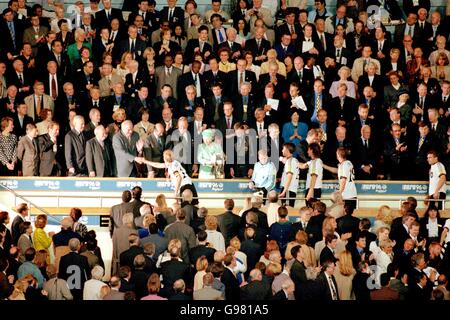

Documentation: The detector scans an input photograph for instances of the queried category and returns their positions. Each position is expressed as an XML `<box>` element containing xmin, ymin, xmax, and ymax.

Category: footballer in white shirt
<box><xmin>298</xmin><ymin>142</ymin><xmax>323</xmax><ymax>202</ymax></box>
<box><xmin>427</xmin><ymin>150</ymin><xmax>447</xmax><ymax>210</ymax></box>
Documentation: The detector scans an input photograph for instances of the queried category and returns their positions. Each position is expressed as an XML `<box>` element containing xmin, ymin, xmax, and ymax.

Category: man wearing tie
<box><xmin>1</xmin><ymin>8</ymin><xmax>22</xmax><ymax>57</ymax></box>
<box><xmin>23</xmin><ymin>15</ymin><xmax>48</xmax><ymax>56</ymax></box>
<box><xmin>24</xmin><ymin>82</ymin><xmax>54</xmax><ymax>122</ymax></box>
<box><xmin>209</xmin><ymin>14</ymin><xmax>227</xmax><ymax>50</ymax></box>
<box><xmin>383</xmin><ymin>123</ymin><xmax>409</xmax><ymax>180</ymax></box>
<box><xmin>160</xmin><ymin>0</ymin><xmax>185</xmax><ymax>28</ymax></box>
<box><xmin>65</xmin><ymin>115</ymin><xmax>89</xmax><ymax>176</ymax></box>
<box><xmin>11</xmin><ymin>203</ymin><xmax>29</xmax><ymax>246</ymax></box>
<box><xmin>86</xmin><ymin>125</ymin><xmax>116</xmax><ymax>177</ymax></box>
<box><xmin>17</xmin><ymin>123</ymin><xmax>39</xmax><ymax>176</ymax></box>
<box><xmin>96</xmin><ymin>0</ymin><xmax>125</xmax><ymax>30</ymax></box>
<box><xmin>353</xmin><ymin>125</ymin><xmax>377</xmax><ymax>180</ymax></box>
<box><xmin>120</xmin><ymin>25</ymin><xmax>146</xmax><ymax>62</ymax></box>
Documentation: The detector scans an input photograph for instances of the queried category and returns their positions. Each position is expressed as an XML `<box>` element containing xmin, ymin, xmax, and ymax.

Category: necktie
<box><xmin>93</xmin><ymin>101</ymin><xmax>98</xmax><ymax>108</ymax></box>
<box><xmin>316</xmin><ymin>94</ymin><xmax>321</xmax><ymax>113</ymax></box>
<box><xmin>218</xmin><ymin>29</ymin><xmax>224</xmax><ymax>43</ymax></box>
<box><xmin>167</xmin><ymin>68</ymin><xmax>171</xmax><ymax>76</ymax></box>
<box><xmin>379</xmin><ymin>41</ymin><xmax>382</xmax><ymax>51</ymax></box>
<box><xmin>169</xmin><ymin>8</ymin><xmax>173</xmax><ymax>20</ymax></box>
<box><xmin>51</xmin><ymin>76</ymin><xmax>57</xmax><ymax>99</ymax></box>
<box><xmin>328</xmin><ymin>276</ymin><xmax>338</xmax><ymax>300</ymax></box>
<box><xmin>257</xmin><ymin>39</ymin><xmax>261</xmax><ymax>49</ymax></box>
<box><xmin>290</xmin><ymin>24</ymin><xmax>294</xmax><ymax>34</ymax></box>
<box><xmin>364</xmin><ymin>139</ymin><xmax>368</xmax><ymax>148</ymax></box>
<box><xmin>194</xmin><ymin>74</ymin><xmax>198</xmax><ymax>84</ymax></box>
<box><xmin>407</xmin><ymin>26</ymin><xmax>412</xmax><ymax>36</ymax></box>
<box><xmin>420</xmin><ymin>97</ymin><xmax>424</xmax><ymax>108</ymax></box>
<box><xmin>8</xmin><ymin>22</ymin><xmax>16</xmax><ymax>49</ymax></box>
<box><xmin>199</xmin><ymin>41</ymin><xmax>204</xmax><ymax>52</ymax></box>
<box><xmin>444</xmin><ymin>96</ymin><xmax>447</xmax><ymax>103</ymax></box>
<box><xmin>18</xmin><ymin>73</ymin><xmax>23</xmax><ymax>85</ymax></box>
<box><xmin>110</xmin><ymin>31</ymin><xmax>115</xmax><ymax>41</ymax></box>
<box><xmin>227</xmin><ymin>118</ymin><xmax>231</xmax><ymax>129</ymax></box>
<box><xmin>239</xmin><ymin>72</ymin><xmax>244</xmax><ymax>87</ymax></box>
<box><xmin>432</xmin><ymin>123</ymin><xmax>436</xmax><ymax>131</ymax></box>
<box><xmin>56</xmin><ymin>55</ymin><xmax>61</xmax><ymax>66</ymax></box>
<box><xmin>157</xmin><ymin>137</ymin><xmax>163</xmax><ymax>151</ymax></box>
<box><xmin>420</xmin><ymin>22</ymin><xmax>424</xmax><ymax>30</ymax></box>
<box><xmin>395</xmin><ymin>138</ymin><xmax>400</xmax><ymax>145</ymax></box>
<box><xmin>107</xmin><ymin>10</ymin><xmax>111</xmax><ymax>21</ymax></box>
<box><xmin>320</xmin><ymin>34</ymin><xmax>325</xmax><ymax>50</ymax></box>
<box><xmin>363</xmin><ymin>59</ymin><xmax>368</xmax><ymax>71</ymax></box>
<box><xmin>418</xmin><ymin>136</ymin><xmax>424</xmax><ymax>151</ymax></box>
<box><xmin>29</xmin><ymin>235</ymin><xmax>33</xmax><ymax>244</ymax></box>
<box><xmin>298</xmin><ymin>70</ymin><xmax>302</xmax><ymax>81</ymax></box>
<box><xmin>336</xmin><ymin>48</ymin><xmax>341</xmax><ymax>62</ymax></box>
<box><xmin>131</xmin><ymin>39</ymin><xmax>135</xmax><ymax>53</ymax></box>
<box><xmin>36</xmin><ymin>96</ymin><xmax>42</xmax><ymax>116</ymax></box>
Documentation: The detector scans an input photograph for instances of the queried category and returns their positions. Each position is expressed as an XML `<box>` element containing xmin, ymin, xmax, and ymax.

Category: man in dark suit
<box><xmin>357</xmin><ymin>69</ymin><xmax>385</xmax><ymax>98</ymax></box>
<box><xmin>38</xmin><ymin>122</ymin><xmax>63</xmax><ymax>176</ymax></box>
<box><xmin>75</xmin><ymin>61</ymin><xmax>99</xmax><ymax>102</ymax></box>
<box><xmin>58</xmin><ymin>238</ymin><xmax>91</xmax><ymax>300</ymax></box>
<box><xmin>276</xmin><ymin>9</ymin><xmax>301</xmax><ymax>45</ymax></box>
<box><xmin>244</xmin><ymin>27</ymin><xmax>271</xmax><ymax>66</ymax></box>
<box><xmin>209</xmin><ymin>14</ymin><xmax>227</xmax><ymax>51</ymax></box>
<box><xmin>12</xmin><ymin>103</ymin><xmax>33</xmax><ymax>138</ymax></box>
<box><xmin>92</xmin><ymin>27</ymin><xmax>115</xmax><ymax>61</ymax></box>
<box><xmin>143</xmin><ymin>123</ymin><xmax>166</xmax><ymax>177</ymax></box>
<box><xmin>337</xmin><ymin>204</ymin><xmax>361</xmax><ymax>238</ymax></box>
<box><xmin>287</xmin><ymin>56</ymin><xmax>314</xmax><ymax>94</ymax></box>
<box><xmin>352</xmin><ymin>125</ymin><xmax>379</xmax><ymax>180</ymax></box>
<box><xmin>65</xmin><ymin>115</ymin><xmax>88</xmax><ymax>176</ymax></box>
<box><xmin>112</xmin><ymin>120</ymin><xmax>144</xmax><ymax>178</ymax></box>
<box><xmin>184</xmin><ymin>25</ymin><xmax>212</xmax><ymax>63</ymax></box>
<box><xmin>152</xmin><ymin>85</ymin><xmax>177</xmax><ymax>123</ymax></box>
<box><xmin>218</xmin><ymin>28</ymin><xmax>242</xmax><ymax>62</ymax></box>
<box><xmin>316</xmin><ymin>261</ymin><xmax>340</xmax><ymax>300</ymax></box>
<box><xmin>202</xmin><ymin>57</ymin><xmax>227</xmax><ymax>97</ymax></box>
<box><xmin>7</xmin><ymin>59</ymin><xmax>33</xmax><ymax>101</ymax></box>
<box><xmin>383</xmin><ymin>123</ymin><xmax>411</xmax><ymax>180</ymax></box>
<box><xmin>346</xmin><ymin>233</ymin><xmax>373</xmax><ymax>270</ymax></box>
<box><xmin>203</xmin><ymin>82</ymin><xmax>226</xmax><ymax>126</ymax></box>
<box><xmin>189</xmin><ymin>231</ymin><xmax>216</xmax><ymax>265</ymax></box>
<box><xmin>290</xmin><ymin>245</ymin><xmax>308</xmax><ymax>300</ymax></box>
<box><xmin>41</xmin><ymin>61</ymin><xmax>64</xmax><ymax>102</ymax></box>
<box><xmin>119</xmin><ymin>235</ymin><xmax>144</xmax><ymax>270</ymax></box>
<box><xmin>215</xmin><ymin>101</ymin><xmax>237</xmax><ymax>137</ymax></box>
<box><xmin>45</xmin><ymin>40</ymin><xmax>70</xmax><ymax>80</ymax></box>
<box><xmin>240</xmin><ymin>227</ymin><xmax>264</xmax><ymax>274</ymax></box>
<box><xmin>325</xmin><ymin>35</ymin><xmax>353</xmax><ymax>69</ymax></box>
<box><xmin>319</xmin><ymin>234</ymin><xmax>338</xmax><ymax>266</ymax></box>
<box><xmin>403</xmin><ymin>0</ymin><xmax>430</xmax><ymax>16</ymax></box>
<box><xmin>95</xmin><ymin>0</ymin><xmax>124</xmax><ymax>30</ymax></box>
<box><xmin>11</xmin><ymin>203</ymin><xmax>28</xmax><ymax>246</ymax></box>
<box><xmin>288</xmin><ymin>206</ymin><xmax>317</xmax><ymax>244</ymax></box>
<box><xmin>159</xmin><ymin>0</ymin><xmax>184</xmax><ymax>28</ymax></box>
<box><xmin>240</xmin><ymin>268</ymin><xmax>272</xmax><ymax>300</ymax></box>
<box><xmin>371</xmin><ymin>25</ymin><xmax>392</xmax><ymax>63</ymax></box>
<box><xmin>0</xmin><ymin>8</ymin><xmax>23</xmax><ymax>58</ymax></box>
<box><xmin>176</xmin><ymin>60</ymin><xmax>206</xmax><ymax>101</ymax></box>
<box><xmin>233</xmin><ymin>83</ymin><xmax>256</xmax><ymax>125</ymax></box>
<box><xmin>85</xmin><ymin>125</ymin><xmax>116</xmax><ymax>177</ymax></box>
<box><xmin>326</xmin><ymin>84</ymin><xmax>358</xmax><ymax>129</ymax></box>
<box><xmin>227</xmin><ymin>58</ymin><xmax>257</xmax><ymax>98</ymax></box>
<box><xmin>120</xmin><ymin>24</ymin><xmax>147</xmax><ymax>62</ymax></box>
<box><xmin>221</xmin><ymin>254</ymin><xmax>240</xmax><ymax>301</ymax></box>
<box><xmin>258</xmin><ymin>65</ymin><xmax>287</xmax><ymax>100</ymax></box>
<box><xmin>408</xmin><ymin>122</ymin><xmax>438</xmax><ymax>180</ymax></box>
<box><xmin>274</xmin><ymin>33</ymin><xmax>296</xmax><ymax>61</ymax></box>
<box><xmin>124</xmin><ymin>61</ymin><xmax>149</xmax><ymax>99</ymax></box>
<box><xmin>394</xmin><ymin>13</ymin><xmax>423</xmax><ymax>46</ymax></box>
<box><xmin>126</xmin><ymin>86</ymin><xmax>152</xmax><ymax>124</ymax></box>
<box><xmin>216</xmin><ymin>199</ymin><xmax>241</xmax><ymax>247</ymax></box>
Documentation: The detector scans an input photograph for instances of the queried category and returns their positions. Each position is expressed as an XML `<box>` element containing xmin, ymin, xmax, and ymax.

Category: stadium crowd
<box><xmin>0</xmin><ymin>0</ymin><xmax>450</xmax><ymax>301</ymax></box>
<box><xmin>1</xmin><ymin>189</ymin><xmax>450</xmax><ymax>301</ymax></box>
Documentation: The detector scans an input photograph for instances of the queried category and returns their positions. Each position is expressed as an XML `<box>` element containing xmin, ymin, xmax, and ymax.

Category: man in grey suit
<box><xmin>144</xmin><ymin>123</ymin><xmax>166</xmax><ymax>177</ymax></box>
<box><xmin>103</xmin><ymin>276</ymin><xmax>125</xmax><ymax>300</ymax></box>
<box><xmin>109</xmin><ymin>190</ymin><xmax>134</xmax><ymax>237</ymax></box>
<box><xmin>98</xmin><ymin>63</ymin><xmax>124</xmax><ymax>97</ymax></box>
<box><xmin>38</xmin><ymin>121</ymin><xmax>62</xmax><ymax>176</ymax></box>
<box><xmin>112</xmin><ymin>120</ymin><xmax>145</xmax><ymax>177</ymax></box>
<box><xmin>17</xmin><ymin>123</ymin><xmax>39</xmax><ymax>176</ymax></box>
<box><xmin>65</xmin><ymin>115</ymin><xmax>88</xmax><ymax>176</ymax></box>
<box><xmin>86</xmin><ymin>125</ymin><xmax>116</xmax><ymax>177</ymax></box>
<box><xmin>155</xmin><ymin>55</ymin><xmax>181</xmax><ymax>99</ymax></box>
<box><xmin>193</xmin><ymin>272</ymin><xmax>224</xmax><ymax>300</ymax></box>
<box><xmin>216</xmin><ymin>199</ymin><xmax>241</xmax><ymax>247</ymax></box>
<box><xmin>22</xmin><ymin>15</ymin><xmax>49</xmax><ymax>56</ymax></box>
<box><xmin>164</xmin><ymin>208</ymin><xmax>196</xmax><ymax>264</ymax></box>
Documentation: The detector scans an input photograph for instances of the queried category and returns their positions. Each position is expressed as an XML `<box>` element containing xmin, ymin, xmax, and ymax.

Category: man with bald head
<box><xmin>112</xmin><ymin>120</ymin><xmax>145</xmax><ymax>177</ymax></box>
<box><xmin>65</xmin><ymin>115</ymin><xmax>88</xmax><ymax>176</ymax></box>
<box><xmin>86</xmin><ymin>125</ymin><xmax>116</xmax><ymax>177</ymax></box>
<box><xmin>144</xmin><ymin>122</ymin><xmax>167</xmax><ymax>177</ymax></box>
<box><xmin>240</xmin><ymin>268</ymin><xmax>272</xmax><ymax>300</ymax></box>
<box><xmin>352</xmin><ymin>124</ymin><xmax>378</xmax><ymax>180</ymax></box>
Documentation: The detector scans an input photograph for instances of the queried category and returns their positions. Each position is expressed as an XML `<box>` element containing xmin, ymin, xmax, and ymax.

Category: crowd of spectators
<box><xmin>0</xmin><ymin>0</ymin><xmax>448</xmax><ymax>181</ymax></box>
<box><xmin>1</xmin><ymin>189</ymin><xmax>450</xmax><ymax>301</ymax></box>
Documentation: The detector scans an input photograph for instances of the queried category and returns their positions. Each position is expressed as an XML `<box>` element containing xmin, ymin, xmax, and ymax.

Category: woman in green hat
<box><xmin>197</xmin><ymin>129</ymin><xmax>225</xmax><ymax>179</ymax></box>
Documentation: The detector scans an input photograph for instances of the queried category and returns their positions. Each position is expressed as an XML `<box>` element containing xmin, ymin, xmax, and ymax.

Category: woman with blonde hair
<box><xmin>115</xmin><ymin>52</ymin><xmax>133</xmax><ymax>82</ymax></box>
<box><xmin>375</xmin><ymin>239</ymin><xmax>395</xmax><ymax>275</ymax></box>
<box><xmin>157</xmin><ymin>239</ymin><xmax>182</xmax><ymax>268</ymax></box>
<box><xmin>33</xmin><ymin>214</ymin><xmax>54</xmax><ymax>259</ymax></box>
<box><xmin>107</xmin><ymin>107</ymin><xmax>127</xmax><ymax>138</ymax></box>
<box><xmin>334</xmin><ymin>250</ymin><xmax>356</xmax><ymax>300</ymax></box>
<box><xmin>67</xmin><ymin>28</ymin><xmax>92</xmax><ymax>65</ymax></box>
<box><xmin>260</xmin><ymin>49</ymin><xmax>287</xmax><ymax>77</ymax></box>
<box><xmin>329</xmin><ymin>66</ymin><xmax>357</xmax><ymax>98</ymax></box>
<box><xmin>371</xmin><ymin>205</ymin><xmax>394</xmax><ymax>234</ymax></box>
<box><xmin>285</xmin><ymin>230</ymin><xmax>316</xmax><ymax>268</ymax></box>
<box><xmin>205</xmin><ymin>216</ymin><xmax>225</xmax><ymax>251</ymax></box>
<box><xmin>51</xmin><ymin>4</ymin><xmax>73</xmax><ymax>32</ymax></box>
<box><xmin>314</xmin><ymin>217</ymin><xmax>350</xmax><ymax>262</ymax></box>
<box><xmin>326</xmin><ymin>191</ymin><xmax>345</xmax><ymax>219</ymax></box>
<box><xmin>431</xmin><ymin>52</ymin><xmax>450</xmax><ymax>84</ymax></box>
<box><xmin>229</xmin><ymin>237</ymin><xmax>247</xmax><ymax>271</ymax></box>
<box><xmin>369</xmin><ymin>226</ymin><xmax>391</xmax><ymax>257</ymax></box>
<box><xmin>193</xmin><ymin>255</ymin><xmax>208</xmax><ymax>291</ymax></box>
<box><xmin>0</xmin><ymin>116</ymin><xmax>18</xmax><ymax>176</ymax></box>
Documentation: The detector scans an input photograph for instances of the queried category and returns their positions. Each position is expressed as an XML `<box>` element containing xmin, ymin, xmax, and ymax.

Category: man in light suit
<box><xmin>351</xmin><ymin>46</ymin><xmax>381</xmax><ymax>82</ymax></box>
<box><xmin>119</xmin><ymin>24</ymin><xmax>147</xmax><ymax>62</ymax></box>
<box><xmin>324</xmin><ymin>5</ymin><xmax>354</xmax><ymax>35</ymax></box>
<box><xmin>103</xmin><ymin>276</ymin><xmax>125</xmax><ymax>300</ymax></box>
<box><xmin>112</xmin><ymin>120</ymin><xmax>145</xmax><ymax>177</ymax></box>
<box><xmin>144</xmin><ymin>123</ymin><xmax>167</xmax><ymax>177</ymax></box>
<box><xmin>98</xmin><ymin>63</ymin><xmax>124</xmax><ymax>98</ymax></box>
<box><xmin>193</xmin><ymin>272</ymin><xmax>224</xmax><ymax>300</ymax></box>
<box><xmin>245</xmin><ymin>0</ymin><xmax>273</xmax><ymax>32</ymax></box>
<box><xmin>155</xmin><ymin>55</ymin><xmax>181</xmax><ymax>99</ymax></box>
<box><xmin>17</xmin><ymin>123</ymin><xmax>39</xmax><ymax>176</ymax></box>
<box><xmin>24</xmin><ymin>82</ymin><xmax>54</xmax><ymax>122</ymax></box>
<box><xmin>86</xmin><ymin>125</ymin><xmax>116</xmax><ymax>177</ymax></box>
<box><xmin>109</xmin><ymin>190</ymin><xmax>134</xmax><ymax>237</ymax></box>
<box><xmin>38</xmin><ymin>121</ymin><xmax>62</xmax><ymax>176</ymax></box>
<box><xmin>164</xmin><ymin>208</ymin><xmax>196</xmax><ymax>263</ymax></box>
<box><xmin>22</xmin><ymin>14</ymin><xmax>49</xmax><ymax>56</ymax></box>
<box><xmin>65</xmin><ymin>115</ymin><xmax>88</xmax><ymax>176</ymax></box>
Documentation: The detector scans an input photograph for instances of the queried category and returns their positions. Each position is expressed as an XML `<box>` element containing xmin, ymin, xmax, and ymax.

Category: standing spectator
<box><xmin>205</xmin><ymin>216</ymin><xmax>225</xmax><ymax>252</ymax></box>
<box><xmin>164</xmin><ymin>208</ymin><xmax>196</xmax><ymax>264</ymax></box>
<box><xmin>83</xmin><ymin>265</ymin><xmax>105</xmax><ymax>300</ymax></box>
<box><xmin>11</xmin><ymin>203</ymin><xmax>29</xmax><ymax>246</ymax></box>
<box><xmin>17</xmin><ymin>221</ymin><xmax>32</xmax><ymax>263</ymax></box>
<box><xmin>44</xmin><ymin>264</ymin><xmax>73</xmax><ymax>300</ymax></box>
<box><xmin>112</xmin><ymin>214</ymin><xmax>137</xmax><ymax>274</ymax></box>
<box><xmin>0</xmin><ymin>116</ymin><xmax>18</xmax><ymax>176</ymax></box>
<box><xmin>334</xmin><ymin>250</ymin><xmax>356</xmax><ymax>300</ymax></box>
<box><xmin>32</xmin><ymin>214</ymin><xmax>54</xmax><ymax>260</ymax></box>
<box><xmin>17</xmin><ymin>123</ymin><xmax>39</xmax><ymax>176</ymax></box>
<box><xmin>65</xmin><ymin>115</ymin><xmax>88</xmax><ymax>176</ymax></box>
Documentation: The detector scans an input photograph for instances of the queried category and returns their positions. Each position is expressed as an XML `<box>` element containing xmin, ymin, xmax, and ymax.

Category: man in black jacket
<box><xmin>64</xmin><ymin>115</ymin><xmax>88</xmax><ymax>176</ymax></box>
<box><xmin>240</xmin><ymin>268</ymin><xmax>272</xmax><ymax>300</ymax></box>
<box><xmin>119</xmin><ymin>234</ymin><xmax>144</xmax><ymax>271</ymax></box>
<box><xmin>221</xmin><ymin>253</ymin><xmax>240</xmax><ymax>301</ymax></box>
<box><xmin>58</xmin><ymin>238</ymin><xmax>90</xmax><ymax>300</ymax></box>
<box><xmin>217</xmin><ymin>199</ymin><xmax>241</xmax><ymax>247</ymax></box>
<box><xmin>189</xmin><ymin>230</ymin><xmax>216</xmax><ymax>265</ymax></box>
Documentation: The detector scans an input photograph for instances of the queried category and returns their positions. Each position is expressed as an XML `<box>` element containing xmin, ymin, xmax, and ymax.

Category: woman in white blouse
<box><xmin>375</xmin><ymin>239</ymin><xmax>394</xmax><ymax>275</ymax></box>
<box><xmin>51</xmin><ymin>4</ymin><xmax>72</xmax><ymax>33</ymax></box>
<box><xmin>245</xmin><ymin>51</ymin><xmax>261</xmax><ymax>81</ymax></box>
<box><xmin>205</xmin><ymin>216</ymin><xmax>225</xmax><ymax>252</ymax></box>
<box><xmin>329</xmin><ymin>66</ymin><xmax>356</xmax><ymax>98</ymax></box>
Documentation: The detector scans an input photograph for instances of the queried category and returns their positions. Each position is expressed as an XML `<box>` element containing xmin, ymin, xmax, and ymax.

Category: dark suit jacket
<box><xmin>336</xmin><ymin>215</ymin><xmax>361</xmax><ymax>238</ymax></box>
<box><xmin>240</xmin><ymin>239</ymin><xmax>263</xmax><ymax>272</ymax></box>
<box><xmin>240</xmin><ymin>280</ymin><xmax>272</xmax><ymax>300</ymax></box>
<box><xmin>38</xmin><ymin>133</ymin><xmax>62</xmax><ymax>176</ymax></box>
<box><xmin>352</xmin><ymin>137</ymin><xmax>379</xmax><ymax>179</ymax></box>
<box><xmin>316</xmin><ymin>272</ymin><xmax>340</xmax><ymax>300</ymax></box>
<box><xmin>11</xmin><ymin>215</ymin><xmax>25</xmax><ymax>246</ymax></box>
<box><xmin>287</xmin><ymin>68</ymin><xmax>314</xmax><ymax>93</ymax></box>
<box><xmin>216</xmin><ymin>211</ymin><xmax>241</xmax><ymax>246</ymax></box>
<box><xmin>119</xmin><ymin>245</ymin><xmax>144</xmax><ymax>270</ymax></box>
<box><xmin>189</xmin><ymin>244</ymin><xmax>216</xmax><ymax>266</ymax></box>
<box><xmin>290</xmin><ymin>259</ymin><xmax>307</xmax><ymax>300</ymax></box>
<box><xmin>58</xmin><ymin>252</ymin><xmax>90</xmax><ymax>293</ymax></box>
<box><xmin>319</xmin><ymin>246</ymin><xmax>337</xmax><ymax>265</ymax></box>
<box><xmin>221</xmin><ymin>267</ymin><xmax>240</xmax><ymax>301</ymax></box>
<box><xmin>124</xmin><ymin>70</ymin><xmax>149</xmax><ymax>98</ymax></box>
<box><xmin>64</xmin><ymin>129</ymin><xmax>88</xmax><ymax>175</ymax></box>
<box><xmin>95</xmin><ymin>8</ymin><xmax>125</xmax><ymax>30</ymax></box>
<box><xmin>0</xmin><ymin>19</ymin><xmax>23</xmax><ymax>55</ymax></box>
<box><xmin>203</xmin><ymin>95</ymin><xmax>226</xmax><ymax>125</ymax></box>
<box><xmin>202</xmin><ymin>69</ymin><xmax>228</xmax><ymax>96</ymax></box>
<box><xmin>184</xmin><ymin>39</ymin><xmax>213</xmax><ymax>64</ymax></box>
<box><xmin>159</xmin><ymin>6</ymin><xmax>185</xmax><ymax>27</ymax></box>
<box><xmin>12</xmin><ymin>114</ymin><xmax>33</xmax><ymax>138</ymax></box>
<box><xmin>85</xmin><ymin>137</ymin><xmax>116</xmax><ymax>177</ymax></box>
<box><xmin>160</xmin><ymin>258</ymin><xmax>191</xmax><ymax>288</ymax></box>
<box><xmin>227</xmin><ymin>69</ymin><xmax>257</xmax><ymax>98</ymax></box>
<box><xmin>244</xmin><ymin>38</ymin><xmax>271</xmax><ymax>65</ymax></box>
<box><xmin>326</xmin><ymin>96</ymin><xmax>358</xmax><ymax>128</ymax></box>
<box><xmin>357</xmin><ymin>74</ymin><xmax>385</xmax><ymax>97</ymax></box>
<box><xmin>258</xmin><ymin>73</ymin><xmax>287</xmax><ymax>99</ymax></box>
<box><xmin>218</xmin><ymin>41</ymin><xmax>242</xmax><ymax>60</ymax></box>
<box><xmin>177</xmin><ymin>71</ymin><xmax>206</xmax><ymax>100</ymax></box>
